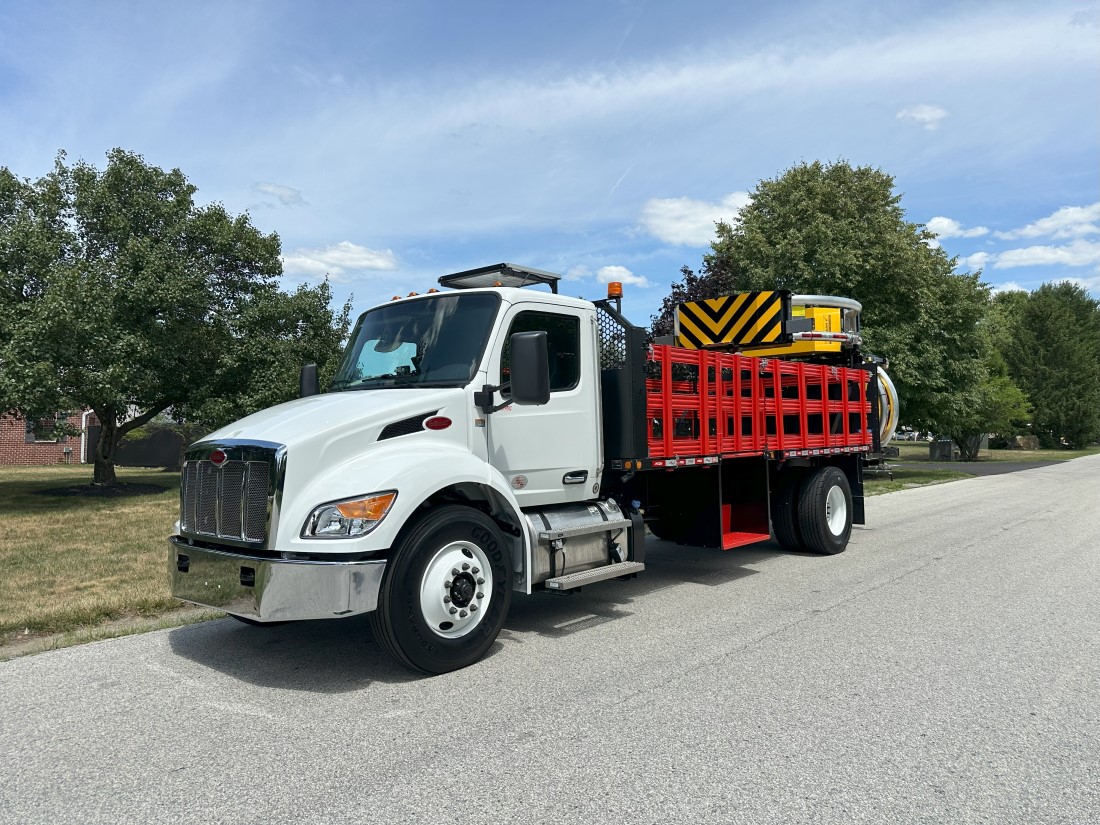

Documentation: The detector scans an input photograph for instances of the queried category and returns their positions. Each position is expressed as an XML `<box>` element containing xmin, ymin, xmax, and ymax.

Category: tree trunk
<box><xmin>93</xmin><ymin>413</ymin><xmax>119</xmax><ymax>485</ymax></box>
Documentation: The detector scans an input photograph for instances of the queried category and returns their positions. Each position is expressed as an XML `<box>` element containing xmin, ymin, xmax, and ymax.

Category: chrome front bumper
<box><xmin>168</xmin><ymin>536</ymin><xmax>386</xmax><ymax>622</ymax></box>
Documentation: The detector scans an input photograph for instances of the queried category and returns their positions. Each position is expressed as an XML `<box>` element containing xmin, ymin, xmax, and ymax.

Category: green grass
<box><xmin>864</xmin><ymin>467</ymin><xmax>975</xmax><ymax>496</ymax></box>
<box><xmin>891</xmin><ymin>442</ymin><xmax>1100</xmax><ymax>463</ymax></box>
<box><xmin>0</xmin><ymin>465</ymin><xmax>185</xmax><ymax>644</ymax></box>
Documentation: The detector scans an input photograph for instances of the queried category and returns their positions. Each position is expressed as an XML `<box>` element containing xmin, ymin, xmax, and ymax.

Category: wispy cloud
<box><xmin>995</xmin><ymin>203</ymin><xmax>1100</xmax><ymax>240</ymax></box>
<box><xmin>253</xmin><ymin>181</ymin><xmax>306</xmax><ymax>207</ymax></box>
<box><xmin>282</xmin><ymin>241</ymin><xmax>399</xmax><ymax>282</ymax></box>
<box><xmin>927</xmin><ymin>216</ymin><xmax>988</xmax><ymax>239</ymax></box>
<box><xmin>991</xmin><ymin>280</ymin><xmax>1027</xmax><ymax>294</ymax></box>
<box><xmin>994</xmin><ymin>239</ymin><xmax>1100</xmax><ymax>269</ymax></box>
<box><xmin>897</xmin><ymin>104</ymin><xmax>948</xmax><ymax>131</ymax></box>
<box><xmin>596</xmin><ymin>265</ymin><xmax>651</xmax><ymax>288</ymax></box>
<box><xmin>640</xmin><ymin>192</ymin><xmax>750</xmax><ymax>246</ymax></box>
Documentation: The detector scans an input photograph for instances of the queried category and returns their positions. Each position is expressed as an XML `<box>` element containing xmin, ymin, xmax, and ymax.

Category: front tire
<box><xmin>370</xmin><ymin>505</ymin><xmax>513</xmax><ymax>674</ymax></box>
<box><xmin>797</xmin><ymin>466</ymin><xmax>853</xmax><ymax>555</ymax></box>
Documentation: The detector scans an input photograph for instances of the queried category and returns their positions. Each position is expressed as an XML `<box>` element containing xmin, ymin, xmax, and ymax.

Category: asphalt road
<box><xmin>2</xmin><ymin>456</ymin><xmax>1098</xmax><ymax>825</ymax></box>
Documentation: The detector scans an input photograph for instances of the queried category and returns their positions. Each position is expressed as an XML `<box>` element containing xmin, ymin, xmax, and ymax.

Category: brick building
<box><xmin>0</xmin><ymin>411</ymin><xmax>97</xmax><ymax>466</ymax></box>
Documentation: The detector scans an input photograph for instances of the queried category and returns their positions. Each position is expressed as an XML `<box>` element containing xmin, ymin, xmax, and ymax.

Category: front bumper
<box><xmin>168</xmin><ymin>536</ymin><xmax>386</xmax><ymax>622</ymax></box>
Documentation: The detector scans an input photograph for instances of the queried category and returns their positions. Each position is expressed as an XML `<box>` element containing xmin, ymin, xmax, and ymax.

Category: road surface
<box><xmin>2</xmin><ymin>456</ymin><xmax>1098</xmax><ymax>824</ymax></box>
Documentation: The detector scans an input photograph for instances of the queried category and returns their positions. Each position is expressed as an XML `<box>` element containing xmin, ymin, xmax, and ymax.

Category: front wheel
<box><xmin>797</xmin><ymin>466</ymin><xmax>853</xmax><ymax>555</ymax></box>
<box><xmin>370</xmin><ymin>505</ymin><xmax>513</xmax><ymax>674</ymax></box>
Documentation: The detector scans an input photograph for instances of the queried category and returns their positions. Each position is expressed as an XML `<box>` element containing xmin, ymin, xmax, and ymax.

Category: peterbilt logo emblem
<box><xmin>209</xmin><ymin>449</ymin><xmax>228</xmax><ymax>467</ymax></box>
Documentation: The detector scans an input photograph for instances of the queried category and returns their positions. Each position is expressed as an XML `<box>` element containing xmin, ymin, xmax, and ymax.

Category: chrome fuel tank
<box><xmin>524</xmin><ymin>499</ymin><xmax>631</xmax><ymax>585</ymax></box>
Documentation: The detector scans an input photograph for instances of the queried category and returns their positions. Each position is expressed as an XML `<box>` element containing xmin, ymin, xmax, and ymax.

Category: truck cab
<box><xmin>169</xmin><ymin>264</ymin><xmax>640</xmax><ymax>673</ymax></box>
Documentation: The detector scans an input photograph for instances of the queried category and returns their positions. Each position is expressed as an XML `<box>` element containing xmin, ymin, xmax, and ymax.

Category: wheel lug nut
<box><xmin>471</xmin><ymin>567</ymin><xmax>480</xmax><ymax>574</ymax></box>
<box><xmin>476</xmin><ymin>577</ymin><xmax>485</xmax><ymax>585</ymax></box>
<box><xmin>461</xmin><ymin>563</ymin><xmax>470</xmax><ymax>571</ymax></box>
<box><xmin>451</xmin><ymin>568</ymin><xmax>460</xmax><ymax>576</ymax></box>
<box><xmin>449</xmin><ymin>607</ymin><xmax>458</xmax><ymax>615</ymax></box>
<box><xmin>459</xmin><ymin>610</ymin><xmax>468</xmax><ymax>618</ymax></box>
<box><xmin>469</xmin><ymin>604</ymin><xmax>478</xmax><ymax>612</ymax></box>
<box><xmin>444</xmin><ymin>580</ymin><xmax>452</xmax><ymax>588</ymax></box>
<box><xmin>476</xmin><ymin>592</ymin><xmax>484</xmax><ymax>599</ymax></box>
<box><xmin>444</xmin><ymin>596</ymin><xmax>451</xmax><ymax>603</ymax></box>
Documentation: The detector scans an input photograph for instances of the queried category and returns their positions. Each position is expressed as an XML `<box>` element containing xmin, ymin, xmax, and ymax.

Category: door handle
<box><xmin>562</xmin><ymin>470</ymin><xmax>588</xmax><ymax>485</ymax></box>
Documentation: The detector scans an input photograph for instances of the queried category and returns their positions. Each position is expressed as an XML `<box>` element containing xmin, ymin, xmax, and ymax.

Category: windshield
<box><xmin>330</xmin><ymin>293</ymin><xmax>501</xmax><ymax>390</ymax></box>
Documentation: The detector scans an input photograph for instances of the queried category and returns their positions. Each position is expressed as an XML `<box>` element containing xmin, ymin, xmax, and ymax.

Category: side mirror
<box><xmin>509</xmin><ymin>331</ymin><xmax>550</xmax><ymax>406</ymax></box>
<box><xmin>300</xmin><ymin>363</ymin><xmax>320</xmax><ymax>398</ymax></box>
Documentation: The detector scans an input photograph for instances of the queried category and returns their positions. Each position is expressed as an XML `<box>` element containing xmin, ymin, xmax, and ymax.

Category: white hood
<box><xmin>201</xmin><ymin>388</ymin><xmax>470</xmax><ymax>467</ymax></box>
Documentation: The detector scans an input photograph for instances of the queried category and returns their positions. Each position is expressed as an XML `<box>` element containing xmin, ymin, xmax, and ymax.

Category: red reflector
<box><xmin>209</xmin><ymin>449</ymin><xmax>227</xmax><ymax>467</ymax></box>
<box><xmin>423</xmin><ymin>416</ymin><xmax>452</xmax><ymax>431</ymax></box>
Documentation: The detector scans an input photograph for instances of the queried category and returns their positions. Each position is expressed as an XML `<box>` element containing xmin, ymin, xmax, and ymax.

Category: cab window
<box><xmin>500</xmin><ymin>311</ymin><xmax>580</xmax><ymax>393</ymax></box>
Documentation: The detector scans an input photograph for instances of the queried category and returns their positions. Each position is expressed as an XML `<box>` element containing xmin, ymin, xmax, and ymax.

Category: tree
<box><xmin>996</xmin><ymin>282</ymin><xmax>1100</xmax><ymax>448</ymax></box>
<box><xmin>0</xmin><ymin>149</ymin><xmax>351</xmax><ymax>484</ymax></box>
<box><xmin>652</xmin><ymin>160</ymin><xmax>990</xmax><ymax>435</ymax></box>
<box><xmin>943</xmin><ymin>350</ymin><xmax>1031</xmax><ymax>460</ymax></box>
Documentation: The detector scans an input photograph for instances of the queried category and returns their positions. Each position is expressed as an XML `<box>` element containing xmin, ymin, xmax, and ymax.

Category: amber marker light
<box><xmin>607</xmin><ymin>282</ymin><xmax>623</xmax><ymax>298</ymax></box>
<box><xmin>335</xmin><ymin>491</ymin><xmax>397</xmax><ymax>521</ymax></box>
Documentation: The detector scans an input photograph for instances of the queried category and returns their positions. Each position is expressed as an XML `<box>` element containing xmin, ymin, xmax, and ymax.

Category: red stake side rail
<box><xmin>644</xmin><ymin>345</ymin><xmax>874</xmax><ymax>462</ymax></box>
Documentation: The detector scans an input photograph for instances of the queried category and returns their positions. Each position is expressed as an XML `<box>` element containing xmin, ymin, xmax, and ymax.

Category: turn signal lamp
<box><xmin>607</xmin><ymin>282</ymin><xmax>623</xmax><ymax>298</ymax></box>
<box><xmin>408</xmin><ymin>291</ymin><xmax>419</xmax><ymax>297</ymax></box>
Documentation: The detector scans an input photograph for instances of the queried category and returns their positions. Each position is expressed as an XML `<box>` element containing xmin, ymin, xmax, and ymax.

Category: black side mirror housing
<box><xmin>509</xmin><ymin>331</ymin><xmax>550</xmax><ymax>406</ymax></box>
<box><xmin>300</xmin><ymin>363</ymin><xmax>320</xmax><ymax>398</ymax></box>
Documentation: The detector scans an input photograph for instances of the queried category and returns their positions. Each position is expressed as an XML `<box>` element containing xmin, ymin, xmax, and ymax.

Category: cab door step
<box><xmin>544</xmin><ymin>561</ymin><xmax>644</xmax><ymax>591</ymax></box>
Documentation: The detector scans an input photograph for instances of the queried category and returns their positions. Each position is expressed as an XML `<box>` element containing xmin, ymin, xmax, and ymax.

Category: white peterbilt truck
<box><xmin>169</xmin><ymin>263</ymin><xmax>891</xmax><ymax>673</ymax></box>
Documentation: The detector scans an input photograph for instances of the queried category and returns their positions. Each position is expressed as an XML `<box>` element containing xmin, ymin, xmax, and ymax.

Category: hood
<box><xmin>200</xmin><ymin>387</ymin><xmax>470</xmax><ymax>467</ymax></box>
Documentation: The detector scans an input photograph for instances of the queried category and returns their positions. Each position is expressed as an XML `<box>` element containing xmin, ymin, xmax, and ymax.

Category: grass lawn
<box><xmin>891</xmin><ymin>442</ymin><xmax>1100</xmax><ymax>463</ymax></box>
<box><xmin>863</xmin><ymin>467</ymin><xmax>975</xmax><ymax>496</ymax></box>
<box><xmin>0</xmin><ymin>465</ymin><xmax>201</xmax><ymax>649</ymax></box>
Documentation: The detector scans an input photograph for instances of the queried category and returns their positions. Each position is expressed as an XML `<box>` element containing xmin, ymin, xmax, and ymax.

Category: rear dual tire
<box><xmin>771</xmin><ymin>466</ymin><xmax>852</xmax><ymax>555</ymax></box>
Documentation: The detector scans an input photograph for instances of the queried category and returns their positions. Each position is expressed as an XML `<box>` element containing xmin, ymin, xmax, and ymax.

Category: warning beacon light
<box><xmin>607</xmin><ymin>281</ymin><xmax>623</xmax><ymax>299</ymax></box>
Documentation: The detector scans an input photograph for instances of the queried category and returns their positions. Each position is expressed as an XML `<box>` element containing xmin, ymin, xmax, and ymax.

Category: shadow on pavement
<box><xmin>167</xmin><ymin>537</ymin><xmax>817</xmax><ymax>689</ymax></box>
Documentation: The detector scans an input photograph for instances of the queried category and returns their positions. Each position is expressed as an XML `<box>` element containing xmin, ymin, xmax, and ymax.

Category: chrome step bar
<box><xmin>538</xmin><ymin>517</ymin><xmax>632</xmax><ymax>542</ymax></box>
<box><xmin>544</xmin><ymin>561</ymin><xmax>644</xmax><ymax>591</ymax></box>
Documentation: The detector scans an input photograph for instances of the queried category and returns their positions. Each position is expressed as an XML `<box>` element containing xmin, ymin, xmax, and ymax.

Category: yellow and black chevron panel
<box><xmin>675</xmin><ymin>291</ymin><xmax>793</xmax><ymax>349</ymax></box>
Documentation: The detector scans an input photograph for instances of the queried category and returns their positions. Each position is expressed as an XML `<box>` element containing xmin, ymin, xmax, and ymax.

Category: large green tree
<box><xmin>0</xmin><ymin>150</ymin><xmax>350</xmax><ymax>484</ymax></box>
<box><xmin>994</xmin><ymin>283</ymin><xmax>1100</xmax><ymax>448</ymax></box>
<box><xmin>652</xmin><ymin>160</ymin><xmax>991</xmax><ymax>434</ymax></box>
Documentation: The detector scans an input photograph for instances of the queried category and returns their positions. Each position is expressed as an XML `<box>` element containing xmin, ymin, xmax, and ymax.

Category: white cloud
<box><xmin>964</xmin><ymin>252</ymin><xmax>991</xmax><ymax>270</ymax></box>
<box><xmin>995</xmin><ymin>203</ymin><xmax>1100</xmax><ymax>240</ymax></box>
<box><xmin>253</xmin><ymin>181</ymin><xmax>306</xmax><ymax>207</ymax></box>
<box><xmin>896</xmin><ymin>104</ymin><xmax>948</xmax><ymax>130</ymax></box>
<box><xmin>564</xmin><ymin>265</ymin><xmax>591</xmax><ymax>281</ymax></box>
<box><xmin>927</xmin><ymin>216</ymin><xmax>989</xmax><ymax>239</ymax></box>
<box><xmin>639</xmin><ymin>192</ymin><xmax>750</xmax><ymax>246</ymax></box>
<box><xmin>595</xmin><ymin>265</ymin><xmax>651</xmax><ymax>288</ymax></box>
<box><xmin>991</xmin><ymin>280</ymin><xmax>1027</xmax><ymax>294</ymax></box>
<box><xmin>993</xmin><ymin>239</ymin><xmax>1100</xmax><ymax>269</ymax></box>
<box><xmin>282</xmin><ymin>241</ymin><xmax>399</xmax><ymax>281</ymax></box>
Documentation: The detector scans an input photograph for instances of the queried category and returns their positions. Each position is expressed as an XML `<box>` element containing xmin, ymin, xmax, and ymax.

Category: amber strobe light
<box><xmin>607</xmin><ymin>281</ymin><xmax>623</xmax><ymax>298</ymax></box>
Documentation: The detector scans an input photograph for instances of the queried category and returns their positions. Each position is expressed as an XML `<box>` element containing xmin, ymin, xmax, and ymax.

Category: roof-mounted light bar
<box><xmin>438</xmin><ymin>263</ymin><xmax>561</xmax><ymax>293</ymax></box>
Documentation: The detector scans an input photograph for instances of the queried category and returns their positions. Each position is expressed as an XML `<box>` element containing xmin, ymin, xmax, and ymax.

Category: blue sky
<box><xmin>1</xmin><ymin>0</ymin><xmax>1097</xmax><ymax>324</ymax></box>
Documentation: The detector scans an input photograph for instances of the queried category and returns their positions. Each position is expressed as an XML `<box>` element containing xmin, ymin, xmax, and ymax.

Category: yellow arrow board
<box><xmin>675</xmin><ymin>291</ymin><xmax>788</xmax><ymax>349</ymax></box>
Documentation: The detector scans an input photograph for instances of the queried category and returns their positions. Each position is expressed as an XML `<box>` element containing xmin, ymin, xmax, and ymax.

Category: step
<box><xmin>538</xmin><ymin>517</ymin><xmax>632</xmax><ymax>542</ymax></box>
<box><xmin>544</xmin><ymin>561</ymin><xmax>645</xmax><ymax>591</ymax></box>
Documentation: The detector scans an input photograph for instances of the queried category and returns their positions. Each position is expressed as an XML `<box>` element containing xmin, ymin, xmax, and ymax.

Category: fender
<box><xmin>280</xmin><ymin>440</ymin><xmax>537</xmax><ymax>592</ymax></box>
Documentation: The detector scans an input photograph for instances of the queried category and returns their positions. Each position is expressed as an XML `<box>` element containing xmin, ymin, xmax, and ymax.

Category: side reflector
<box><xmin>424</xmin><ymin>416</ymin><xmax>452</xmax><ymax>431</ymax></box>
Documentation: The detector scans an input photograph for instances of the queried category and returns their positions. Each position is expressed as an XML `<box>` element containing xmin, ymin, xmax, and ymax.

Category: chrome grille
<box><xmin>181</xmin><ymin>459</ymin><xmax>271</xmax><ymax>543</ymax></box>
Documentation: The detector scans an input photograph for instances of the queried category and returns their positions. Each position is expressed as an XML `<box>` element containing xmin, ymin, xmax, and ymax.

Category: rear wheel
<box><xmin>797</xmin><ymin>466</ymin><xmax>852</xmax><ymax>555</ymax></box>
<box><xmin>770</xmin><ymin>471</ymin><xmax>805</xmax><ymax>551</ymax></box>
<box><xmin>370</xmin><ymin>505</ymin><xmax>512</xmax><ymax>674</ymax></box>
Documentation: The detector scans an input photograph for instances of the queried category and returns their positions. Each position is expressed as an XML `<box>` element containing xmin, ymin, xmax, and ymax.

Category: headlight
<box><xmin>301</xmin><ymin>491</ymin><xmax>397</xmax><ymax>539</ymax></box>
